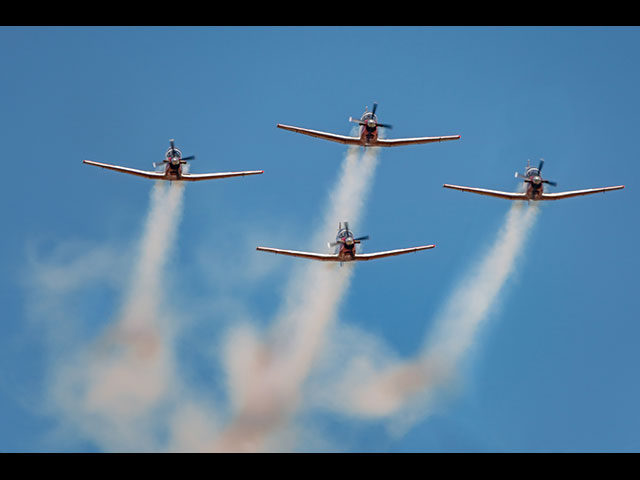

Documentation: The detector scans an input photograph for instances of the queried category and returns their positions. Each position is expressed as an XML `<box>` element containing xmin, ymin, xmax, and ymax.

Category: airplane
<box><xmin>443</xmin><ymin>159</ymin><xmax>624</xmax><ymax>201</ymax></box>
<box><xmin>256</xmin><ymin>221</ymin><xmax>435</xmax><ymax>263</ymax></box>
<box><xmin>277</xmin><ymin>102</ymin><xmax>461</xmax><ymax>148</ymax></box>
<box><xmin>83</xmin><ymin>139</ymin><xmax>264</xmax><ymax>182</ymax></box>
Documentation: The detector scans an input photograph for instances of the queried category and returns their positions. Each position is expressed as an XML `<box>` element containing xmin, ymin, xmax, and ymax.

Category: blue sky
<box><xmin>1</xmin><ymin>26</ymin><xmax>638</xmax><ymax>452</ymax></box>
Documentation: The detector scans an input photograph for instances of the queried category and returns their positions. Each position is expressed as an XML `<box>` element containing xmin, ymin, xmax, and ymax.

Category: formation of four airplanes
<box><xmin>83</xmin><ymin>103</ymin><xmax>625</xmax><ymax>263</ymax></box>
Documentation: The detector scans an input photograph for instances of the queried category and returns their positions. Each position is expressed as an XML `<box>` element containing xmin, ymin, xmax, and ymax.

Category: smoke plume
<box><xmin>44</xmin><ymin>181</ymin><xmax>216</xmax><ymax>451</ymax></box>
<box><xmin>213</xmin><ymin>146</ymin><xmax>380</xmax><ymax>452</ymax></box>
<box><xmin>320</xmin><ymin>201</ymin><xmax>540</xmax><ymax>432</ymax></box>
<box><xmin>29</xmin><ymin>142</ymin><xmax>542</xmax><ymax>452</ymax></box>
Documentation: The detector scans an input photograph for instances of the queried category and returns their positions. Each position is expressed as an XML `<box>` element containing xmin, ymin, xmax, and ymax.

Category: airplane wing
<box><xmin>179</xmin><ymin>170</ymin><xmax>264</xmax><ymax>182</ymax></box>
<box><xmin>83</xmin><ymin>160</ymin><xmax>166</xmax><ymax>180</ymax></box>
<box><xmin>354</xmin><ymin>244</ymin><xmax>436</xmax><ymax>261</ymax></box>
<box><xmin>540</xmin><ymin>185</ymin><xmax>624</xmax><ymax>200</ymax></box>
<box><xmin>256</xmin><ymin>246</ymin><xmax>340</xmax><ymax>261</ymax></box>
<box><xmin>443</xmin><ymin>184</ymin><xmax>528</xmax><ymax>200</ymax></box>
<box><xmin>277</xmin><ymin>124</ymin><xmax>362</xmax><ymax>146</ymax></box>
<box><xmin>84</xmin><ymin>160</ymin><xmax>263</xmax><ymax>182</ymax></box>
<box><xmin>375</xmin><ymin>135</ymin><xmax>461</xmax><ymax>147</ymax></box>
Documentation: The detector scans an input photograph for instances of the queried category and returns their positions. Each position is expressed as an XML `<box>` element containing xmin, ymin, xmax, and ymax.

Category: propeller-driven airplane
<box><xmin>83</xmin><ymin>139</ymin><xmax>263</xmax><ymax>182</ymax></box>
<box><xmin>443</xmin><ymin>159</ymin><xmax>624</xmax><ymax>201</ymax></box>
<box><xmin>256</xmin><ymin>221</ymin><xmax>435</xmax><ymax>263</ymax></box>
<box><xmin>277</xmin><ymin>103</ymin><xmax>461</xmax><ymax>148</ymax></box>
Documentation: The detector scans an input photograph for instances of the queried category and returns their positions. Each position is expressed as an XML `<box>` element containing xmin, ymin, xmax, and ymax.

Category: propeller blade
<box><xmin>538</xmin><ymin>159</ymin><xmax>544</xmax><ymax>172</ymax></box>
<box><xmin>377</xmin><ymin>123</ymin><xmax>393</xmax><ymax>129</ymax></box>
<box><xmin>170</xmin><ymin>139</ymin><xmax>175</xmax><ymax>151</ymax></box>
<box><xmin>543</xmin><ymin>179</ymin><xmax>557</xmax><ymax>186</ymax></box>
<box><xmin>354</xmin><ymin>235</ymin><xmax>369</xmax><ymax>242</ymax></box>
<box><xmin>181</xmin><ymin>155</ymin><xmax>195</xmax><ymax>161</ymax></box>
<box><xmin>371</xmin><ymin>102</ymin><xmax>378</xmax><ymax>115</ymax></box>
<box><xmin>349</xmin><ymin>116</ymin><xmax>365</xmax><ymax>125</ymax></box>
<box><xmin>344</xmin><ymin>221</ymin><xmax>350</xmax><ymax>233</ymax></box>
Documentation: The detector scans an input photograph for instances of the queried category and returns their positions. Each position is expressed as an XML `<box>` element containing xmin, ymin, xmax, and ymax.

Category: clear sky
<box><xmin>1</xmin><ymin>26</ymin><xmax>638</xmax><ymax>452</ymax></box>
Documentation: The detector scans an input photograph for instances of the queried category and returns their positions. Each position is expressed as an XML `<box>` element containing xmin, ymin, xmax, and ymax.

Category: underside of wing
<box><xmin>83</xmin><ymin>160</ymin><xmax>165</xmax><ymax>180</ymax></box>
<box><xmin>180</xmin><ymin>170</ymin><xmax>264</xmax><ymax>182</ymax></box>
<box><xmin>354</xmin><ymin>244</ymin><xmax>435</xmax><ymax>261</ymax></box>
<box><xmin>277</xmin><ymin>124</ymin><xmax>362</xmax><ymax>145</ymax></box>
<box><xmin>443</xmin><ymin>184</ymin><xmax>528</xmax><ymax>200</ymax></box>
<box><xmin>256</xmin><ymin>246</ymin><xmax>340</xmax><ymax>261</ymax></box>
<box><xmin>540</xmin><ymin>185</ymin><xmax>625</xmax><ymax>200</ymax></box>
<box><xmin>375</xmin><ymin>135</ymin><xmax>461</xmax><ymax>147</ymax></box>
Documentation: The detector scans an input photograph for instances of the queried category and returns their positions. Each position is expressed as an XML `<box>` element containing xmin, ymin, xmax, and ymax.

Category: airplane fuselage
<box><xmin>336</xmin><ymin>245</ymin><xmax>357</xmax><ymax>262</ymax></box>
<box><xmin>161</xmin><ymin>147</ymin><xmax>185</xmax><ymax>180</ymax></box>
<box><xmin>358</xmin><ymin>113</ymin><xmax>379</xmax><ymax>145</ymax></box>
<box><xmin>525</xmin><ymin>182</ymin><xmax>544</xmax><ymax>200</ymax></box>
<box><xmin>523</xmin><ymin>166</ymin><xmax>544</xmax><ymax>200</ymax></box>
<box><xmin>334</xmin><ymin>228</ymin><xmax>358</xmax><ymax>261</ymax></box>
<box><xmin>163</xmin><ymin>161</ymin><xmax>184</xmax><ymax>180</ymax></box>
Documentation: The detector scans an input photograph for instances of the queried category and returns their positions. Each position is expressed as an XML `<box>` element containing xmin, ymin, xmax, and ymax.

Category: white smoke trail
<box><xmin>213</xmin><ymin>146</ymin><xmax>380</xmax><ymax>452</ymax></box>
<box><xmin>47</xmin><ymin>181</ymin><xmax>201</xmax><ymax>450</ymax></box>
<box><xmin>82</xmin><ymin>182</ymin><xmax>184</xmax><ymax>412</ymax></box>
<box><xmin>322</xmin><ymin>201</ymin><xmax>540</xmax><ymax>431</ymax></box>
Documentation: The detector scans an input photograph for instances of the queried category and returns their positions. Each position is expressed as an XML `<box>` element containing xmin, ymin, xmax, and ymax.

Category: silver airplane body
<box><xmin>83</xmin><ymin>139</ymin><xmax>263</xmax><ymax>182</ymax></box>
<box><xmin>443</xmin><ymin>159</ymin><xmax>624</xmax><ymax>201</ymax></box>
<box><xmin>257</xmin><ymin>221</ymin><xmax>435</xmax><ymax>263</ymax></box>
<box><xmin>277</xmin><ymin>103</ymin><xmax>460</xmax><ymax>148</ymax></box>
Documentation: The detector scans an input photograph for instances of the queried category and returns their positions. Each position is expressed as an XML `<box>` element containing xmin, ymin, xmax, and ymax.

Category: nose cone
<box><xmin>345</xmin><ymin>237</ymin><xmax>354</xmax><ymax>246</ymax></box>
<box><xmin>367</xmin><ymin>119</ymin><xmax>376</xmax><ymax>128</ymax></box>
<box><xmin>532</xmin><ymin>175</ymin><xmax>542</xmax><ymax>185</ymax></box>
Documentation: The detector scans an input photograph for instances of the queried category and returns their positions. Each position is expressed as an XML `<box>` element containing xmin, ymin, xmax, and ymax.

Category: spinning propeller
<box><xmin>515</xmin><ymin>159</ymin><xmax>557</xmax><ymax>187</ymax></box>
<box><xmin>328</xmin><ymin>221</ymin><xmax>370</xmax><ymax>248</ymax></box>
<box><xmin>349</xmin><ymin>102</ymin><xmax>393</xmax><ymax>129</ymax></box>
<box><xmin>153</xmin><ymin>139</ymin><xmax>196</xmax><ymax>168</ymax></box>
